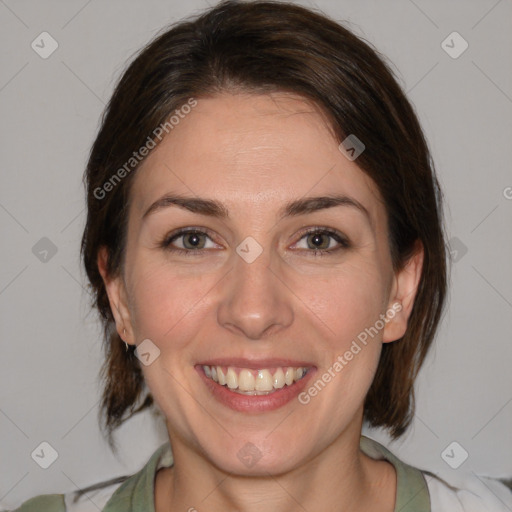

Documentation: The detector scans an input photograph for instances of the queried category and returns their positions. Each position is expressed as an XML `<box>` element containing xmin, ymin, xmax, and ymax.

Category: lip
<box><xmin>195</xmin><ymin>361</ymin><xmax>317</xmax><ymax>413</ymax></box>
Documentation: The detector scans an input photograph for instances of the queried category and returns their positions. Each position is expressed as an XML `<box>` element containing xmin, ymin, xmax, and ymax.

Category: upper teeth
<box><xmin>203</xmin><ymin>365</ymin><xmax>308</xmax><ymax>393</ymax></box>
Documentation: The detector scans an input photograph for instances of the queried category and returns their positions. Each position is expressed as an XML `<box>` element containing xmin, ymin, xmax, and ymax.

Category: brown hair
<box><xmin>81</xmin><ymin>0</ymin><xmax>448</xmax><ymax>451</ymax></box>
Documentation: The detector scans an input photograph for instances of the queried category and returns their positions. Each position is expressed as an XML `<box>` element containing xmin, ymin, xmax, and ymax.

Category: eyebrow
<box><xmin>142</xmin><ymin>193</ymin><xmax>372</xmax><ymax>226</ymax></box>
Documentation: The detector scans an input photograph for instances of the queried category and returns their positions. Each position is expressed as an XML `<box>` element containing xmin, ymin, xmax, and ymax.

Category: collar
<box><xmin>103</xmin><ymin>435</ymin><xmax>430</xmax><ymax>512</ymax></box>
<box><xmin>360</xmin><ymin>436</ymin><xmax>431</xmax><ymax>511</ymax></box>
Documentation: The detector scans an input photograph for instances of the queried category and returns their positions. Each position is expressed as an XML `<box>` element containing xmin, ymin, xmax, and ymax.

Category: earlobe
<box><xmin>382</xmin><ymin>241</ymin><xmax>424</xmax><ymax>343</ymax></box>
<box><xmin>97</xmin><ymin>247</ymin><xmax>135</xmax><ymax>346</ymax></box>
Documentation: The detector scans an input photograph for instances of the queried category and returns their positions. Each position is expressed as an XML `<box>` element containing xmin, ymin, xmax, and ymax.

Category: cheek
<box><xmin>292</xmin><ymin>261</ymin><xmax>387</xmax><ymax>409</ymax></box>
<box><xmin>126</xmin><ymin>256</ymin><xmax>213</xmax><ymax>344</ymax></box>
<box><xmin>295</xmin><ymin>260</ymin><xmax>387</xmax><ymax>346</ymax></box>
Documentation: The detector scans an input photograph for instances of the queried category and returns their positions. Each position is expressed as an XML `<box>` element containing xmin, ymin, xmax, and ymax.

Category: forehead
<box><xmin>130</xmin><ymin>92</ymin><xmax>385</xmax><ymax>224</ymax></box>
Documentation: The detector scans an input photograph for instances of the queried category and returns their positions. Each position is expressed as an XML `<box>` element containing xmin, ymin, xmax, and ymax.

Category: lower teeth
<box><xmin>230</xmin><ymin>388</ymin><xmax>277</xmax><ymax>396</ymax></box>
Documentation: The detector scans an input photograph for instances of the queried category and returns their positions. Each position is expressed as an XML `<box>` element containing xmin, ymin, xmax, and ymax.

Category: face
<box><xmin>100</xmin><ymin>92</ymin><xmax>421</xmax><ymax>475</ymax></box>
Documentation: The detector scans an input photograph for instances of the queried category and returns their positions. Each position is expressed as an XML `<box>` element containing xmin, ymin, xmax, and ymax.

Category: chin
<box><xmin>203</xmin><ymin>436</ymin><xmax>309</xmax><ymax>476</ymax></box>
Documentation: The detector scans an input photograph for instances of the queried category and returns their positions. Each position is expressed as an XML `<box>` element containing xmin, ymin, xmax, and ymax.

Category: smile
<box><xmin>202</xmin><ymin>365</ymin><xmax>310</xmax><ymax>395</ymax></box>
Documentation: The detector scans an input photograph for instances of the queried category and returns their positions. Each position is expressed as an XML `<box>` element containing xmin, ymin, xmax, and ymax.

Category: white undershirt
<box><xmin>424</xmin><ymin>471</ymin><xmax>512</xmax><ymax>511</ymax></box>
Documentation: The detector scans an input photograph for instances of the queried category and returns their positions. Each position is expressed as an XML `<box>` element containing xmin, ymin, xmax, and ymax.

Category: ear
<box><xmin>382</xmin><ymin>240</ymin><xmax>424</xmax><ymax>343</ymax></box>
<box><xmin>97</xmin><ymin>246</ymin><xmax>135</xmax><ymax>346</ymax></box>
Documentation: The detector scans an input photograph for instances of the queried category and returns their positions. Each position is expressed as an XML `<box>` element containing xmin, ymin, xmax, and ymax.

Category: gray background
<box><xmin>1</xmin><ymin>0</ymin><xmax>511</xmax><ymax>508</ymax></box>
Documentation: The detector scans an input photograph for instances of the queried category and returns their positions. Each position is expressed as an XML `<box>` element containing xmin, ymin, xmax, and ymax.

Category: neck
<box><xmin>155</xmin><ymin>428</ymin><xmax>396</xmax><ymax>512</ymax></box>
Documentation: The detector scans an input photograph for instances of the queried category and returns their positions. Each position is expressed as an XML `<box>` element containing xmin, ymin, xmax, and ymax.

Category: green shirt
<box><xmin>12</xmin><ymin>435</ymin><xmax>430</xmax><ymax>511</ymax></box>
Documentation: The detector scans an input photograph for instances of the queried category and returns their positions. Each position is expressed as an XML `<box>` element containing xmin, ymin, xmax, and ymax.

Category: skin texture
<box><xmin>98</xmin><ymin>92</ymin><xmax>423</xmax><ymax>512</ymax></box>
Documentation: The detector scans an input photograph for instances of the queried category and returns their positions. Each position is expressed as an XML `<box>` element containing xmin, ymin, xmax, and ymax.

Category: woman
<box><xmin>11</xmin><ymin>1</ymin><xmax>512</xmax><ymax>511</ymax></box>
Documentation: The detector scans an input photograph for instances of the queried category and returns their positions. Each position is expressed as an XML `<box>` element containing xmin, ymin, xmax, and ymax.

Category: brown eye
<box><xmin>161</xmin><ymin>228</ymin><xmax>219</xmax><ymax>256</ymax></box>
<box><xmin>180</xmin><ymin>231</ymin><xmax>207</xmax><ymax>250</ymax></box>
<box><xmin>306</xmin><ymin>232</ymin><xmax>331</xmax><ymax>250</ymax></box>
<box><xmin>293</xmin><ymin>228</ymin><xmax>350</xmax><ymax>256</ymax></box>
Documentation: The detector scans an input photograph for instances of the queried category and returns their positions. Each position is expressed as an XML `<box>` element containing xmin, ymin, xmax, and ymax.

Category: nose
<box><xmin>217</xmin><ymin>244</ymin><xmax>294</xmax><ymax>340</ymax></box>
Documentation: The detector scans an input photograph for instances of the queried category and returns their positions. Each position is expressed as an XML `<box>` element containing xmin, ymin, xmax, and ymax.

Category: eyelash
<box><xmin>160</xmin><ymin>226</ymin><xmax>350</xmax><ymax>257</ymax></box>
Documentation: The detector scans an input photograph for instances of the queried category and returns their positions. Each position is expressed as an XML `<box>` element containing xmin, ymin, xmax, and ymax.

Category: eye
<box><xmin>160</xmin><ymin>226</ymin><xmax>350</xmax><ymax>257</ymax></box>
<box><xmin>292</xmin><ymin>227</ymin><xmax>350</xmax><ymax>256</ymax></box>
<box><xmin>161</xmin><ymin>228</ymin><xmax>219</xmax><ymax>255</ymax></box>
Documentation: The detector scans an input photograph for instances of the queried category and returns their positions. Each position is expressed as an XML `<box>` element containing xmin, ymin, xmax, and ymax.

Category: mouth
<box><xmin>195</xmin><ymin>360</ymin><xmax>316</xmax><ymax>412</ymax></box>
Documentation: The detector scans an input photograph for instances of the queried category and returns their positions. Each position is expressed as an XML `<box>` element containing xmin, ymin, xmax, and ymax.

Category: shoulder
<box><xmin>423</xmin><ymin>470</ymin><xmax>512</xmax><ymax>512</ymax></box>
<box><xmin>8</xmin><ymin>478</ymin><xmax>124</xmax><ymax>512</ymax></box>
<box><xmin>8</xmin><ymin>475</ymin><xmax>128</xmax><ymax>512</ymax></box>
<box><xmin>8</xmin><ymin>494</ymin><xmax>66</xmax><ymax>512</ymax></box>
<box><xmin>7</xmin><ymin>441</ymin><xmax>172</xmax><ymax>512</ymax></box>
<box><xmin>360</xmin><ymin>435</ymin><xmax>512</xmax><ymax>512</ymax></box>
